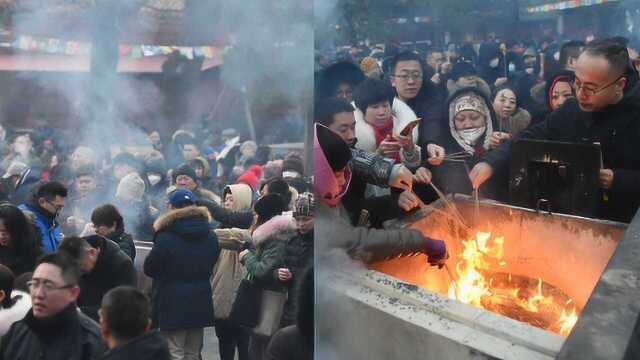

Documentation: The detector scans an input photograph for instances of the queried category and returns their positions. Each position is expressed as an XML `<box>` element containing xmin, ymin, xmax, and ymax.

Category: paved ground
<box><xmin>203</xmin><ymin>327</ymin><xmax>221</xmax><ymax>360</ymax></box>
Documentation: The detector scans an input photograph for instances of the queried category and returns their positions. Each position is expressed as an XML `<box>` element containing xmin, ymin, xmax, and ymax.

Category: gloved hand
<box><xmin>424</xmin><ymin>237</ymin><xmax>448</xmax><ymax>268</ymax></box>
<box><xmin>388</xmin><ymin>164</ymin><xmax>413</xmax><ymax>191</ymax></box>
<box><xmin>240</xmin><ymin>240</ymin><xmax>255</xmax><ymax>252</ymax></box>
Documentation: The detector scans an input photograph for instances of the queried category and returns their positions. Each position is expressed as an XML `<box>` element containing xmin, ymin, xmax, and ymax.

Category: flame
<box><xmin>447</xmin><ymin>231</ymin><xmax>579</xmax><ymax>336</ymax></box>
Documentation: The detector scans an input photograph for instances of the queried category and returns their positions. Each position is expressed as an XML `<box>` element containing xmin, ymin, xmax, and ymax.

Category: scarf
<box><xmin>371</xmin><ymin>116</ymin><xmax>394</xmax><ymax>147</ymax></box>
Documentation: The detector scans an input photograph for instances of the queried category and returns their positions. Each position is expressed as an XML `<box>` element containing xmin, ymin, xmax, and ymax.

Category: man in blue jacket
<box><xmin>19</xmin><ymin>181</ymin><xmax>68</xmax><ymax>253</ymax></box>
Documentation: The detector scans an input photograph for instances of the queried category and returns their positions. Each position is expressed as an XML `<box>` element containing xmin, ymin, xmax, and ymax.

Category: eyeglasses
<box><xmin>392</xmin><ymin>72</ymin><xmax>423</xmax><ymax>81</ymax></box>
<box><xmin>27</xmin><ymin>280</ymin><xmax>74</xmax><ymax>293</ymax></box>
<box><xmin>571</xmin><ymin>75</ymin><xmax>624</xmax><ymax>97</ymax></box>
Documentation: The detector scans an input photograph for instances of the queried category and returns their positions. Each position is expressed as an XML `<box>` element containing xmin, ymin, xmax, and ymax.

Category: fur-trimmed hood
<box><xmin>251</xmin><ymin>214</ymin><xmax>297</xmax><ymax>247</ymax></box>
<box><xmin>154</xmin><ymin>205</ymin><xmax>211</xmax><ymax>233</ymax></box>
<box><xmin>352</xmin><ymin>97</ymin><xmax>418</xmax><ymax>153</ymax></box>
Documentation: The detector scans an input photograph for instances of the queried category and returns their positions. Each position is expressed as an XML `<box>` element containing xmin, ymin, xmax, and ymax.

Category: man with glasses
<box><xmin>19</xmin><ymin>181</ymin><xmax>68</xmax><ymax>253</ymax></box>
<box><xmin>0</xmin><ymin>252</ymin><xmax>107</xmax><ymax>359</ymax></box>
<box><xmin>470</xmin><ymin>38</ymin><xmax>640</xmax><ymax>222</ymax></box>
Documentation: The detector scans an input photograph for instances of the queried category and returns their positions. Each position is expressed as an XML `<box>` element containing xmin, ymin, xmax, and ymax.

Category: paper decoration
<box><xmin>527</xmin><ymin>0</ymin><xmax>619</xmax><ymax>13</ymax></box>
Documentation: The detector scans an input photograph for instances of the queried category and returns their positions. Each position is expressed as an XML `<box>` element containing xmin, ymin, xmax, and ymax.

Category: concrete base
<box><xmin>317</xmin><ymin>267</ymin><xmax>564</xmax><ymax>360</ymax></box>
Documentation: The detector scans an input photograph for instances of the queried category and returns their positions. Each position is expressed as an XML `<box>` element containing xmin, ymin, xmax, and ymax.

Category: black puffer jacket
<box><xmin>483</xmin><ymin>82</ymin><xmax>640</xmax><ymax>222</ymax></box>
<box><xmin>77</xmin><ymin>237</ymin><xmax>137</xmax><ymax>321</ymax></box>
<box><xmin>281</xmin><ymin>230</ymin><xmax>313</xmax><ymax>326</ymax></box>
<box><xmin>99</xmin><ymin>330</ymin><xmax>170</xmax><ymax>360</ymax></box>
<box><xmin>0</xmin><ymin>303</ymin><xmax>107</xmax><ymax>360</ymax></box>
<box><xmin>106</xmin><ymin>226</ymin><xmax>136</xmax><ymax>261</ymax></box>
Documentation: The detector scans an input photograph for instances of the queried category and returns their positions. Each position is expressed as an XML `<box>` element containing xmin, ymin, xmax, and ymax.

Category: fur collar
<box><xmin>252</xmin><ymin>214</ymin><xmax>297</xmax><ymax>247</ymax></box>
<box><xmin>153</xmin><ymin>206</ymin><xmax>211</xmax><ymax>232</ymax></box>
<box><xmin>353</xmin><ymin>97</ymin><xmax>418</xmax><ymax>153</ymax></box>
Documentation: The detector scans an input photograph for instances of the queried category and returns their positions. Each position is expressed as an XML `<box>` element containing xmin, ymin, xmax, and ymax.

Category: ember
<box><xmin>446</xmin><ymin>231</ymin><xmax>580</xmax><ymax>336</ymax></box>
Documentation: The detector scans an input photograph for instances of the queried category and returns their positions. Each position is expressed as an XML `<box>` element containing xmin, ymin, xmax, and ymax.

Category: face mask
<box><xmin>508</xmin><ymin>63</ymin><xmax>516</xmax><ymax>73</ymax></box>
<box><xmin>148</xmin><ymin>174</ymin><xmax>162</xmax><ymax>186</ymax></box>
<box><xmin>489</xmin><ymin>58</ymin><xmax>499</xmax><ymax>68</ymax></box>
<box><xmin>457</xmin><ymin>126</ymin><xmax>486</xmax><ymax>146</ymax></box>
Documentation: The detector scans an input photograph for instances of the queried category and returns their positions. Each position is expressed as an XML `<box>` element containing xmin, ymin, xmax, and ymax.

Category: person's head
<box><xmin>449</xmin><ymin>89</ymin><xmax>493</xmax><ymax>149</ymax></box>
<box><xmin>70</xmin><ymin>146</ymin><xmax>97</xmax><ymax>170</ymax></box>
<box><xmin>222</xmin><ymin>184</ymin><xmax>253</xmax><ymax>212</ymax></box>
<box><xmin>28</xmin><ymin>252</ymin><xmax>81</xmax><ymax>318</ymax></box>
<box><xmin>112</xmin><ymin>152</ymin><xmax>141</xmax><ymax>181</ymax></box>
<box><xmin>115</xmin><ymin>173</ymin><xmax>146</xmax><ymax>203</ymax></box>
<box><xmin>314</xmin><ymin>98</ymin><xmax>356</xmax><ymax>147</ymax></box>
<box><xmin>263</xmin><ymin>178</ymin><xmax>292</xmax><ymax>209</ymax></box>
<box><xmin>426</xmin><ymin>48</ymin><xmax>445</xmax><ymax>73</ymax></box>
<box><xmin>389</xmin><ymin>51</ymin><xmax>424</xmax><ymax>102</ymax></box>
<box><xmin>223</xmin><ymin>189</ymin><xmax>234</xmax><ymax>209</ymax></box>
<box><xmin>0</xmin><ymin>264</ymin><xmax>15</xmax><ymax>309</ymax></box>
<box><xmin>293</xmin><ymin>192</ymin><xmax>314</xmax><ymax>234</ymax></box>
<box><xmin>253</xmin><ymin>193</ymin><xmax>287</xmax><ymax>227</ymax></box>
<box><xmin>314</xmin><ymin>123</ymin><xmax>352</xmax><ymax>207</ymax></box>
<box><xmin>12</xmin><ymin>134</ymin><xmax>32</xmax><ymax>155</ymax></box>
<box><xmin>319</xmin><ymin>61</ymin><xmax>365</xmax><ymax>102</ymax></box>
<box><xmin>144</xmin><ymin>151</ymin><xmax>167</xmax><ymax>187</ymax></box>
<box><xmin>33</xmin><ymin>181</ymin><xmax>67</xmax><ymax>217</ymax></box>
<box><xmin>91</xmin><ymin>204</ymin><xmax>124</xmax><ymax>237</ymax></box>
<box><xmin>172</xmin><ymin>163</ymin><xmax>198</xmax><ymax>191</ymax></box>
<box><xmin>492</xmin><ymin>85</ymin><xmax>518</xmax><ymax>119</ymax></box>
<box><xmin>560</xmin><ymin>40</ymin><xmax>585</xmax><ymax>71</ymax></box>
<box><xmin>547</xmin><ymin>72</ymin><xmax>575</xmax><ymax>111</ymax></box>
<box><xmin>240</xmin><ymin>141</ymin><xmax>257</xmax><ymax>158</ymax></box>
<box><xmin>181</xmin><ymin>142</ymin><xmax>200</xmax><ymax>162</ymax></box>
<box><xmin>0</xmin><ymin>203</ymin><xmax>38</xmax><ymax>254</ymax></box>
<box><xmin>573</xmin><ymin>39</ymin><xmax>629</xmax><ymax>112</ymax></box>
<box><xmin>189</xmin><ymin>158</ymin><xmax>210</xmax><ymax>179</ymax></box>
<box><xmin>353</xmin><ymin>78</ymin><xmax>395</xmax><ymax>128</ymax></box>
<box><xmin>58</xmin><ymin>236</ymin><xmax>101</xmax><ymax>273</ymax></box>
<box><xmin>282</xmin><ymin>153</ymin><xmax>304</xmax><ymax>179</ymax></box>
<box><xmin>99</xmin><ymin>286</ymin><xmax>151</xmax><ymax>347</ymax></box>
<box><xmin>360</xmin><ymin>56</ymin><xmax>382</xmax><ymax>79</ymax></box>
<box><xmin>167</xmin><ymin>188</ymin><xmax>196</xmax><ymax>210</ymax></box>
<box><xmin>148</xmin><ymin>130</ymin><xmax>162</xmax><ymax>150</ymax></box>
<box><xmin>451</xmin><ymin>61</ymin><xmax>478</xmax><ymax>88</ymax></box>
<box><xmin>74</xmin><ymin>166</ymin><xmax>97</xmax><ymax>196</ymax></box>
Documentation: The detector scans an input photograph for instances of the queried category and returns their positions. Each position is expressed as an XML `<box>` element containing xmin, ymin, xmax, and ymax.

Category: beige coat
<box><xmin>210</xmin><ymin>183</ymin><xmax>253</xmax><ymax>320</ymax></box>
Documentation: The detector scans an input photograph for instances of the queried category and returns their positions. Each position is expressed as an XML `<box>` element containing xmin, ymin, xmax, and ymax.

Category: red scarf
<box><xmin>372</xmin><ymin>116</ymin><xmax>394</xmax><ymax>146</ymax></box>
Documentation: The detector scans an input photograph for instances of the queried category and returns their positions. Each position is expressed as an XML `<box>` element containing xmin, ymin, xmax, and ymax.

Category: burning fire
<box><xmin>446</xmin><ymin>231</ymin><xmax>579</xmax><ymax>336</ymax></box>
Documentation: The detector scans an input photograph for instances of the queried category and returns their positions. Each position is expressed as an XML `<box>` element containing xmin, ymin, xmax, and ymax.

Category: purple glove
<box><xmin>424</xmin><ymin>237</ymin><xmax>448</xmax><ymax>268</ymax></box>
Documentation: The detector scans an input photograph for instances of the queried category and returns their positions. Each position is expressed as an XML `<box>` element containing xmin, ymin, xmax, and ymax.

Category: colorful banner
<box><xmin>527</xmin><ymin>0</ymin><xmax>619</xmax><ymax>13</ymax></box>
<box><xmin>2</xmin><ymin>34</ymin><xmax>219</xmax><ymax>59</ymax></box>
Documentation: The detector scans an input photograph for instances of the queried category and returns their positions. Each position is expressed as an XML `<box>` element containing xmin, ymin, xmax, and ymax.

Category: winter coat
<box><xmin>203</xmin><ymin>184</ymin><xmax>253</xmax><ymax>229</ymax></box>
<box><xmin>429</xmin><ymin>87</ymin><xmax>508</xmax><ymax>200</ymax></box>
<box><xmin>211</xmin><ymin>183</ymin><xmax>253</xmax><ymax>321</ymax></box>
<box><xmin>18</xmin><ymin>202</ymin><xmax>61</xmax><ymax>253</ymax></box>
<box><xmin>99</xmin><ymin>330</ymin><xmax>170</xmax><ymax>360</ymax></box>
<box><xmin>10</xmin><ymin>168</ymin><xmax>41</xmax><ymax>205</ymax></box>
<box><xmin>105</xmin><ymin>227</ymin><xmax>136</xmax><ymax>261</ymax></box>
<box><xmin>0</xmin><ymin>303</ymin><xmax>107</xmax><ymax>360</ymax></box>
<box><xmin>316</xmin><ymin>201</ymin><xmax>427</xmax><ymax>264</ymax></box>
<box><xmin>483</xmin><ymin>82</ymin><xmax>640</xmax><ymax>223</ymax></box>
<box><xmin>78</xmin><ymin>238</ymin><xmax>137</xmax><ymax>321</ymax></box>
<box><xmin>495</xmin><ymin>107</ymin><xmax>532</xmax><ymax>139</ymax></box>
<box><xmin>144</xmin><ymin>206</ymin><xmax>219</xmax><ymax>330</ymax></box>
<box><xmin>402</xmin><ymin>81</ymin><xmax>447</xmax><ymax>148</ymax></box>
<box><xmin>241</xmin><ymin>215</ymin><xmax>297</xmax><ymax>292</ymax></box>
<box><xmin>0</xmin><ymin>244</ymin><xmax>41</xmax><ymax>277</ymax></box>
<box><xmin>281</xmin><ymin>230</ymin><xmax>313</xmax><ymax>326</ymax></box>
<box><xmin>0</xmin><ymin>290</ymin><xmax>31</xmax><ymax>337</ymax></box>
<box><xmin>353</xmin><ymin>98</ymin><xmax>422</xmax><ymax>169</ymax></box>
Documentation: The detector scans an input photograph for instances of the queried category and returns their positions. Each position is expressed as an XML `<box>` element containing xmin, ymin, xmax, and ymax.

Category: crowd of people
<box><xmin>314</xmin><ymin>35</ymin><xmax>640</xmax><ymax>228</ymax></box>
<box><xmin>0</xmin><ymin>124</ymin><xmax>314</xmax><ymax>360</ymax></box>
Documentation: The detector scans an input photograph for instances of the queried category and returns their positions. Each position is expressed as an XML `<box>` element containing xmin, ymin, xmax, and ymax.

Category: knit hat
<box><xmin>168</xmin><ymin>188</ymin><xmax>196</xmax><ymax>208</ymax></box>
<box><xmin>523</xmin><ymin>47</ymin><xmax>537</xmax><ymax>58</ymax></box>
<box><xmin>248</xmin><ymin>164</ymin><xmax>263</xmax><ymax>179</ymax></box>
<box><xmin>293</xmin><ymin>192</ymin><xmax>314</xmax><ymax>217</ymax></box>
<box><xmin>237</xmin><ymin>171</ymin><xmax>259</xmax><ymax>191</ymax></box>
<box><xmin>450</xmin><ymin>61</ymin><xmax>477</xmax><ymax>81</ymax></box>
<box><xmin>316</xmin><ymin>124</ymin><xmax>351</xmax><ymax>171</ymax></box>
<box><xmin>172</xmin><ymin>163</ymin><xmax>197</xmax><ymax>183</ymax></box>
<box><xmin>115</xmin><ymin>173</ymin><xmax>146</xmax><ymax>202</ymax></box>
<box><xmin>254</xmin><ymin>193</ymin><xmax>287</xmax><ymax>224</ymax></box>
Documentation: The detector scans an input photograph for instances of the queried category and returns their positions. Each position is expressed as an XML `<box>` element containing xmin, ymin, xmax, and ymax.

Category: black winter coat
<box><xmin>483</xmin><ymin>82</ymin><xmax>640</xmax><ymax>222</ymax></box>
<box><xmin>198</xmin><ymin>198</ymin><xmax>254</xmax><ymax>229</ymax></box>
<box><xmin>106</xmin><ymin>227</ymin><xmax>136</xmax><ymax>261</ymax></box>
<box><xmin>78</xmin><ymin>238</ymin><xmax>137</xmax><ymax>322</ymax></box>
<box><xmin>0</xmin><ymin>303</ymin><xmax>107</xmax><ymax>360</ymax></box>
<box><xmin>99</xmin><ymin>330</ymin><xmax>170</xmax><ymax>360</ymax></box>
<box><xmin>144</xmin><ymin>206</ymin><xmax>219</xmax><ymax>330</ymax></box>
<box><xmin>403</xmin><ymin>82</ymin><xmax>447</xmax><ymax>148</ymax></box>
<box><xmin>281</xmin><ymin>230</ymin><xmax>313</xmax><ymax>326</ymax></box>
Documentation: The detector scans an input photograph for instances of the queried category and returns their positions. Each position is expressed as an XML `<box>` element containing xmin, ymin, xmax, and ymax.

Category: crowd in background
<box><xmin>0</xmin><ymin>123</ymin><xmax>313</xmax><ymax>360</ymax></box>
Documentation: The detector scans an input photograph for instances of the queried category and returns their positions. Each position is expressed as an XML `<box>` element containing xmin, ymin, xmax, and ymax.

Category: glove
<box><xmin>240</xmin><ymin>240</ymin><xmax>255</xmax><ymax>252</ymax></box>
<box><xmin>388</xmin><ymin>164</ymin><xmax>413</xmax><ymax>191</ymax></box>
<box><xmin>424</xmin><ymin>237</ymin><xmax>448</xmax><ymax>268</ymax></box>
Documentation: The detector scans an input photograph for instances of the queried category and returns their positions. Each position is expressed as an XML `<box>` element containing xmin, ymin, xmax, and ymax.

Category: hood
<box><xmin>544</xmin><ymin>70</ymin><xmax>574</xmax><ymax>111</ymax></box>
<box><xmin>352</xmin><ymin>97</ymin><xmax>418</xmax><ymax>153</ymax></box>
<box><xmin>314</xmin><ymin>124</ymin><xmax>352</xmax><ymax>207</ymax></box>
<box><xmin>446</xmin><ymin>86</ymin><xmax>498</xmax><ymax>154</ymax></box>
<box><xmin>224</xmin><ymin>183</ymin><xmax>253</xmax><ymax>211</ymax></box>
<box><xmin>192</xmin><ymin>157</ymin><xmax>211</xmax><ymax>178</ymax></box>
<box><xmin>252</xmin><ymin>214</ymin><xmax>297</xmax><ymax>247</ymax></box>
<box><xmin>102</xmin><ymin>330</ymin><xmax>169</xmax><ymax>360</ymax></box>
<box><xmin>153</xmin><ymin>205</ymin><xmax>211</xmax><ymax>240</ymax></box>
